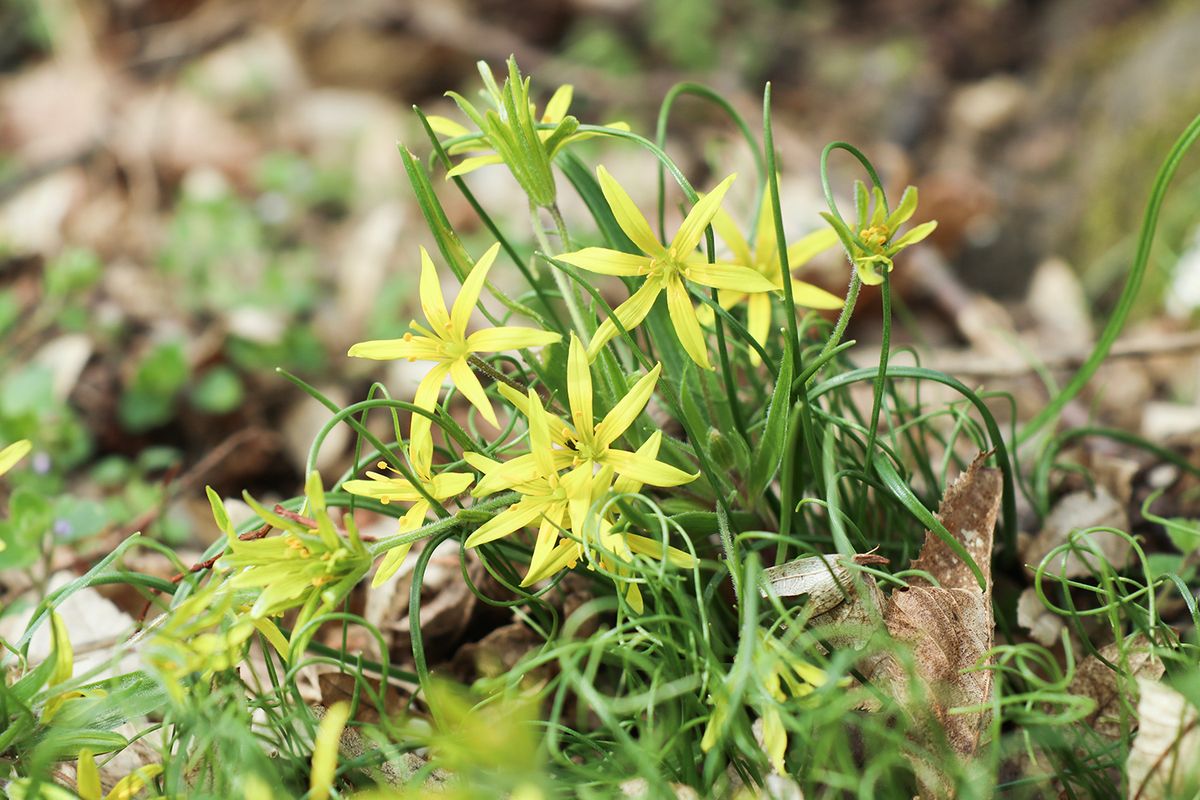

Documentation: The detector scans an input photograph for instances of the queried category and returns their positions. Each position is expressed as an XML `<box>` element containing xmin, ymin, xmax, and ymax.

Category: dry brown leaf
<box><xmin>1126</xmin><ymin>679</ymin><xmax>1200</xmax><ymax>799</ymax></box>
<box><xmin>879</xmin><ymin>456</ymin><xmax>1002</xmax><ymax>797</ymax></box>
<box><xmin>1022</xmin><ymin>487</ymin><xmax>1131</xmax><ymax>578</ymax></box>
<box><xmin>1070</xmin><ymin>636</ymin><xmax>1164</xmax><ymax>740</ymax></box>
<box><xmin>1016</xmin><ymin>586</ymin><xmax>1064</xmax><ymax>647</ymax></box>
<box><xmin>762</xmin><ymin>552</ymin><xmax>888</xmax><ymax>614</ymax></box>
<box><xmin>448</xmin><ymin>621</ymin><xmax>546</xmax><ymax>683</ymax></box>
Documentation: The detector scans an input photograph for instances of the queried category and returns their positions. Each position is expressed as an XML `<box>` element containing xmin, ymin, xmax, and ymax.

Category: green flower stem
<box><xmin>818</xmin><ymin>271</ymin><xmax>863</xmax><ymax>363</ymax></box>
<box><xmin>367</xmin><ymin>493</ymin><xmax>519</xmax><ymax>558</ymax></box>
<box><xmin>863</xmin><ymin>272</ymin><xmax>893</xmax><ymax>473</ymax></box>
<box><xmin>532</xmin><ymin>202</ymin><xmax>590</xmax><ymax>340</ymax></box>
<box><xmin>654</xmin><ymin>81</ymin><xmax>766</xmax><ymax>243</ymax></box>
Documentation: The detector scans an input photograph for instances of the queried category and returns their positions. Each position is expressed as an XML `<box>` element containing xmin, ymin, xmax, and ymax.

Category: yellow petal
<box><xmin>446</xmin><ymin>154</ymin><xmax>505</xmax><ymax>178</ymax></box>
<box><xmin>625</xmin><ymin>532</ymin><xmax>697</xmax><ymax>569</ymax></box>
<box><xmin>249</xmin><ymin>619</ymin><xmax>291</xmax><ymax>662</ymax></box>
<box><xmin>562</xmin><ymin>464</ymin><xmax>605</xmax><ymax>537</ymax></box>
<box><xmin>371</xmin><ymin>542</ymin><xmax>413</xmax><ymax>587</ymax></box>
<box><xmin>418</xmin><ymin>247</ymin><xmax>452</xmax><ymax>334</ymax></box>
<box><xmin>602</xmin><ymin>447</ymin><xmax>698</xmax><ymax>487</ymax></box>
<box><xmin>673</xmin><ymin>173</ymin><xmax>736</xmax><ymax>256</ymax></box>
<box><xmin>542</xmin><ymin>84</ymin><xmax>573</xmax><ymax>123</ymax></box>
<box><xmin>567</xmin><ymin>333</ymin><xmax>594</xmax><ymax>441</ymax></box>
<box><xmin>526</xmin><ymin>513</ymin><xmax>566</xmax><ymax>583</ymax></box>
<box><xmin>785</xmin><ymin>228</ymin><xmax>839</xmax><ymax>269</ymax></box>
<box><xmin>310</xmin><ymin>702</ymin><xmax>351</xmax><ymax>800</ymax></box>
<box><xmin>762</xmin><ymin>707</ymin><xmax>788</xmax><ymax>774</ymax></box>
<box><xmin>789</xmin><ymin>280</ymin><xmax>843</xmax><ymax>310</ymax></box>
<box><xmin>752</xmin><ymin>186</ymin><xmax>780</xmax><ymax>265</ymax></box>
<box><xmin>746</xmin><ymin>293</ymin><xmax>773</xmax><ymax>366</ymax></box>
<box><xmin>466</xmin><ymin>326</ymin><xmax>561</xmax><ymax>352</ymax></box>
<box><xmin>886</xmin><ymin>185</ymin><xmax>919</xmax><ymax>229</ymax></box>
<box><xmin>625</xmin><ymin>580</ymin><xmax>644</xmax><ymax>614</ymax></box>
<box><xmin>105</xmin><ymin>764</ymin><xmax>164</xmax><ymax>800</ymax></box>
<box><xmin>410</xmin><ymin>363</ymin><xmax>450</xmax><ymax>474</ymax></box>
<box><xmin>613</xmin><ymin>431</ymin><xmax>662</xmax><ymax>495</ymax></box>
<box><xmin>0</xmin><ymin>439</ymin><xmax>31</xmax><ymax>477</ymax></box>
<box><xmin>665</xmin><ymin>276</ymin><xmax>712</xmax><ymax>370</ymax></box>
<box><xmin>449</xmin><ymin>358</ymin><xmax>498</xmax><ymax>427</ymax></box>
<box><xmin>451</xmin><ymin>243</ymin><xmax>500</xmax><ymax>332</ymax></box>
<box><xmin>587</xmin><ymin>277</ymin><xmax>664</xmax><ymax>361</ymax></box>
<box><xmin>557</xmin><ymin>248</ymin><xmax>652</xmax><ymax>277</ymax></box>
<box><xmin>347</xmin><ymin>335</ymin><xmax>441</xmax><ymax>361</ymax></box>
<box><xmin>342</xmin><ymin>475</ymin><xmax>422</xmax><ymax>503</ymax></box>
<box><xmin>474</xmin><ymin>452</ymin><xmax>570</xmax><ymax>496</ymax></box>
<box><xmin>77</xmin><ymin>750</ymin><xmax>101</xmax><ymax>800</ymax></box>
<box><xmin>596</xmin><ymin>363</ymin><xmax>660</xmax><ymax>450</ymax></box>
<box><xmin>685</xmin><ymin>261</ymin><xmax>778</xmax><ymax>292</ymax></box>
<box><xmin>497</xmin><ymin>383</ymin><xmax>573</xmax><ymax>446</ymax></box>
<box><xmin>465</xmin><ymin>496</ymin><xmax>551</xmax><ymax>547</ymax></box>
<box><xmin>890</xmin><ymin>219</ymin><xmax>937</xmax><ymax>250</ymax></box>
<box><xmin>596</xmin><ymin>165</ymin><xmax>665</xmax><ymax>257</ymax></box>
<box><xmin>709</xmin><ymin>205</ymin><xmax>754</xmax><ymax>267</ymax></box>
<box><xmin>426</xmin><ymin>115</ymin><xmax>472</xmax><ymax>138</ymax></box>
<box><xmin>525</xmin><ymin>390</ymin><xmax>558</xmax><ymax>481</ymax></box>
<box><xmin>521</xmin><ymin>538</ymin><xmax>581</xmax><ymax>586</ymax></box>
<box><xmin>429</xmin><ymin>471</ymin><xmax>474</xmax><ymax>499</ymax></box>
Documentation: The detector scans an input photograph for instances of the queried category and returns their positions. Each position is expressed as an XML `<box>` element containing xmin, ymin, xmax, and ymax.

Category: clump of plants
<box><xmin>2</xmin><ymin>58</ymin><xmax>1200</xmax><ymax>799</ymax></box>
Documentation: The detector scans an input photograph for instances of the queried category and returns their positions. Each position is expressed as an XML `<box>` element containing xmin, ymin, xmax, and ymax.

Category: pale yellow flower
<box><xmin>348</xmin><ymin>244</ymin><xmax>561</xmax><ymax>468</ymax></box>
<box><xmin>479</xmin><ymin>333</ymin><xmax>697</xmax><ymax>493</ymax></box>
<box><xmin>557</xmin><ymin>167</ymin><xmax>778</xmax><ymax>369</ymax></box>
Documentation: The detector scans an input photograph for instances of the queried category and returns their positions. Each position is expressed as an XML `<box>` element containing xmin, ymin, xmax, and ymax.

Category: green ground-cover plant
<box><xmin>2</xmin><ymin>58</ymin><xmax>1200</xmax><ymax>798</ymax></box>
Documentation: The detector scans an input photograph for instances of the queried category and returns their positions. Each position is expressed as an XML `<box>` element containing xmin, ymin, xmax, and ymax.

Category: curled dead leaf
<box><xmin>1069</xmin><ymin>636</ymin><xmax>1164</xmax><ymax>740</ymax></box>
<box><xmin>1023</xmin><ymin>488</ymin><xmax>1131</xmax><ymax>579</ymax></box>
<box><xmin>1126</xmin><ymin>679</ymin><xmax>1200</xmax><ymax>799</ymax></box>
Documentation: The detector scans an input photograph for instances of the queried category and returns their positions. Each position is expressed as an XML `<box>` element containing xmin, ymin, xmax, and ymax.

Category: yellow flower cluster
<box><xmin>336</xmin><ymin>82</ymin><xmax>933</xmax><ymax>606</ymax></box>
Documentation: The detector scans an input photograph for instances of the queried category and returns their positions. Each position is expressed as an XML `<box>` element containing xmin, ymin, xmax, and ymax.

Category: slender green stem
<box><xmin>1018</xmin><ymin>111</ymin><xmax>1200</xmax><ymax>444</ymax></box>
<box><xmin>367</xmin><ymin>493</ymin><xmax>518</xmax><ymax>557</ymax></box>
<box><xmin>532</xmin><ymin>202</ymin><xmax>590</xmax><ymax>339</ymax></box>
<box><xmin>863</xmin><ymin>272</ymin><xmax>893</xmax><ymax>473</ymax></box>
<box><xmin>818</xmin><ymin>271</ymin><xmax>862</xmax><ymax>363</ymax></box>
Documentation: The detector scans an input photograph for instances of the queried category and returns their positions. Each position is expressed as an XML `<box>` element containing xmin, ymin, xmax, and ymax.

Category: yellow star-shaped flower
<box><xmin>463</xmin><ymin>388</ymin><xmax>599</xmax><ymax>584</ymax></box>
<box><xmin>556</xmin><ymin>167</ymin><xmax>778</xmax><ymax>369</ymax></box>
<box><xmin>348</xmin><ymin>243</ymin><xmax>561</xmax><ymax>467</ymax></box>
<box><xmin>476</xmin><ymin>333</ymin><xmax>697</xmax><ymax>494</ymax></box>
<box><xmin>342</xmin><ymin>440</ymin><xmax>474</xmax><ymax>587</ymax></box>
<box><xmin>519</xmin><ymin>431</ymin><xmax>698</xmax><ymax>611</ymax></box>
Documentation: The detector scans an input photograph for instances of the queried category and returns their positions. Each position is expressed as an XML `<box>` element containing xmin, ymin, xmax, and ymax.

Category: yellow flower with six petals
<box><xmin>480</xmin><ymin>334</ymin><xmax>697</xmax><ymax>493</ymax></box>
<box><xmin>348</xmin><ymin>243</ymin><xmax>561</xmax><ymax>468</ymax></box>
<box><xmin>557</xmin><ymin>167</ymin><xmax>778</xmax><ymax>369</ymax></box>
<box><xmin>463</xmin><ymin>389</ymin><xmax>597</xmax><ymax>584</ymax></box>
<box><xmin>520</xmin><ymin>431</ymin><xmax>698</xmax><ymax>612</ymax></box>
